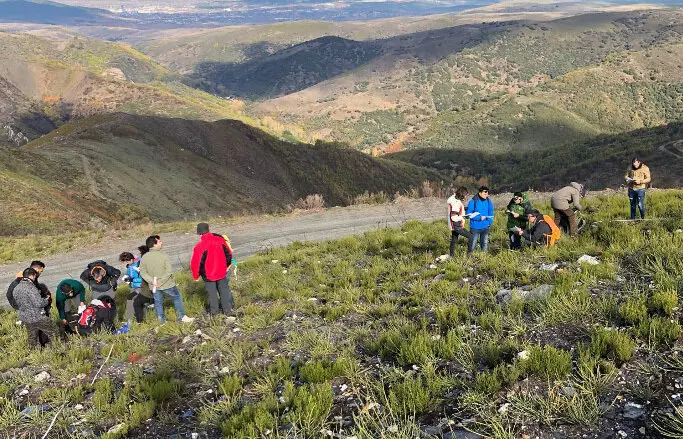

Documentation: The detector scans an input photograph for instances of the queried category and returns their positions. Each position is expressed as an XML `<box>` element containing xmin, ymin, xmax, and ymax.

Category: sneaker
<box><xmin>181</xmin><ymin>315</ymin><xmax>195</xmax><ymax>323</ymax></box>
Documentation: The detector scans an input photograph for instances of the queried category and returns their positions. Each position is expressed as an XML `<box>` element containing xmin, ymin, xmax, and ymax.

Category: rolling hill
<box><xmin>0</xmin><ymin>113</ymin><xmax>437</xmax><ymax>236</ymax></box>
<box><xmin>138</xmin><ymin>8</ymin><xmax>682</xmax><ymax>152</ymax></box>
<box><xmin>388</xmin><ymin>121</ymin><xmax>683</xmax><ymax>190</ymax></box>
<box><xmin>0</xmin><ymin>29</ymin><xmax>278</xmax><ymax>146</ymax></box>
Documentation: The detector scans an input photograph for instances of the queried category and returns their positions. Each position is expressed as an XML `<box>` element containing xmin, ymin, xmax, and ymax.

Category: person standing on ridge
<box><xmin>550</xmin><ymin>182</ymin><xmax>585</xmax><ymax>237</ymax></box>
<box><xmin>625</xmin><ymin>157</ymin><xmax>651</xmax><ymax>220</ymax></box>
<box><xmin>447</xmin><ymin>187</ymin><xmax>474</xmax><ymax>256</ymax></box>
<box><xmin>191</xmin><ymin>223</ymin><xmax>235</xmax><ymax>316</ymax></box>
<box><xmin>466</xmin><ymin>186</ymin><xmax>495</xmax><ymax>252</ymax></box>
<box><xmin>14</xmin><ymin>268</ymin><xmax>58</xmax><ymax>348</ymax></box>
<box><xmin>506</xmin><ymin>192</ymin><xmax>527</xmax><ymax>250</ymax></box>
<box><xmin>139</xmin><ymin>235</ymin><xmax>194</xmax><ymax>324</ymax></box>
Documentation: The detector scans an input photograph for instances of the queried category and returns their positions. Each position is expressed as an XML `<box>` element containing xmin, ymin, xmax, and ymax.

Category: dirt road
<box><xmin>0</xmin><ymin>197</ymin><xmax>455</xmax><ymax>307</ymax></box>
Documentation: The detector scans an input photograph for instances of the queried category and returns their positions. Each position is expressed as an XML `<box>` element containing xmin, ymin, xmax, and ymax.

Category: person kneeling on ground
<box><xmin>191</xmin><ymin>222</ymin><xmax>235</xmax><ymax>315</ymax></box>
<box><xmin>55</xmin><ymin>279</ymin><xmax>86</xmax><ymax>333</ymax></box>
<box><xmin>550</xmin><ymin>182</ymin><xmax>585</xmax><ymax>237</ymax></box>
<box><xmin>518</xmin><ymin>210</ymin><xmax>561</xmax><ymax>248</ymax></box>
<box><xmin>80</xmin><ymin>260</ymin><xmax>120</xmax><ymax>329</ymax></box>
<box><xmin>14</xmin><ymin>268</ymin><xmax>58</xmax><ymax>348</ymax></box>
<box><xmin>506</xmin><ymin>192</ymin><xmax>527</xmax><ymax>250</ymax></box>
<box><xmin>447</xmin><ymin>187</ymin><xmax>474</xmax><ymax>256</ymax></box>
<box><xmin>140</xmin><ymin>235</ymin><xmax>194</xmax><ymax>324</ymax></box>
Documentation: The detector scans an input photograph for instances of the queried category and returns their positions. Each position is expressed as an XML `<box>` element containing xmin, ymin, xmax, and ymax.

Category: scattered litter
<box><xmin>517</xmin><ymin>350</ymin><xmax>529</xmax><ymax>360</ymax></box>
<box><xmin>282</xmin><ymin>270</ymin><xmax>288</xmax><ymax>274</ymax></box>
<box><xmin>577</xmin><ymin>255</ymin><xmax>600</xmax><ymax>265</ymax></box>
<box><xmin>271</xmin><ymin>260</ymin><xmax>279</xmax><ymax>264</ymax></box>
<box><xmin>428</xmin><ymin>264</ymin><xmax>437</xmax><ymax>269</ymax></box>
<box><xmin>340</xmin><ymin>384</ymin><xmax>348</xmax><ymax>392</ymax></box>
<box><xmin>498</xmin><ymin>403</ymin><xmax>510</xmax><ymax>414</ymax></box>
<box><xmin>21</xmin><ymin>404</ymin><xmax>52</xmax><ymax>416</ymax></box>
<box><xmin>19</xmin><ymin>389</ymin><xmax>29</xmax><ymax>396</ymax></box>
<box><xmin>181</xmin><ymin>409</ymin><xmax>194</xmax><ymax>419</ymax></box>
<box><xmin>74</xmin><ymin>404</ymin><xmax>84</xmax><ymax>410</ymax></box>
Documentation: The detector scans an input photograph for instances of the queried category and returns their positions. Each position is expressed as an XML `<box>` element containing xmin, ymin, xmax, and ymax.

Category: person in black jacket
<box><xmin>517</xmin><ymin>210</ymin><xmax>553</xmax><ymax>248</ymax></box>
<box><xmin>80</xmin><ymin>260</ymin><xmax>121</xmax><ymax>322</ymax></box>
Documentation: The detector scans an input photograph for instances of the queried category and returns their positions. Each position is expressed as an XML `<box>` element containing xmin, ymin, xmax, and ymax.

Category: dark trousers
<box><xmin>509</xmin><ymin>231</ymin><xmax>522</xmax><ymax>250</ymax></box>
<box><xmin>553</xmin><ymin>208</ymin><xmax>578</xmax><ymax>237</ymax></box>
<box><xmin>205</xmin><ymin>275</ymin><xmax>234</xmax><ymax>315</ymax></box>
<box><xmin>133</xmin><ymin>294</ymin><xmax>154</xmax><ymax>323</ymax></box>
<box><xmin>26</xmin><ymin>319</ymin><xmax>58</xmax><ymax>348</ymax></box>
<box><xmin>628</xmin><ymin>188</ymin><xmax>646</xmax><ymax>219</ymax></box>
<box><xmin>450</xmin><ymin>227</ymin><xmax>474</xmax><ymax>256</ymax></box>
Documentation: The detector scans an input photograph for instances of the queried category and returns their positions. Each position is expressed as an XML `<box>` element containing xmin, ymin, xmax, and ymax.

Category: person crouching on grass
<box><xmin>14</xmin><ymin>268</ymin><xmax>58</xmax><ymax>349</ymax></box>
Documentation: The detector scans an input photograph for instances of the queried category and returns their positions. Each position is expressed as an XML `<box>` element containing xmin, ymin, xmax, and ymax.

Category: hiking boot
<box><xmin>181</xmin><ymin>315</ymin><xmax>195</xmax><ymax>323</ymax></box>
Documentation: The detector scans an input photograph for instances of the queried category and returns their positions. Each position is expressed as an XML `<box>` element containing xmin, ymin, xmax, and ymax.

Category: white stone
<box><xmin>577</xmin><ymin>255</ymin><xmax>599</xmax><ymax>265</ymax></box>
<box><xmin>108</xmin><ymin>423</ymin><xmax>126</xmax><ymax>435</ymax></box>
<box><xmin>517</xmin><ymin>350</ymin><xmax>530</xmax><ymax>360</ymax></box>
<box><xmin>436</xmin><ymin>254</ymin><xmax>450</xmax><ymax>263</ymax></box>
<box><xmin>75</xmin><ymin>404</ymin><xmax>84</xmax><ymax>410</ymax></box>
<box><xmin>34</xmin><ymin>371</ymin><xmax>50</xmax><ymax>383</ymax></box>
<box><xmin>388</xmin><ymin>425</ymin><xmax>399</xmax><ymax>433</ymax></box>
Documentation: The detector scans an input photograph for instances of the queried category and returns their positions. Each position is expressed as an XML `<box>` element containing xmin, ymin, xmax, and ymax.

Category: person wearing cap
<box><xmin>625</xmin><ymin>157</ymin><xmax>651</xmax><ymax>220</ymax></box>
<box><xmin>466</xmin><ymin>186</ymin><xmax>495</xmax><ymax>252</ymax></box>
<box><xmin>550</xmin><ymin>182</ymin><xmax>585</xmax><ymax>237</ymax></box>
<box><xmin>517</xmin><ymin>209</ymin><xmax>554</xmax><ymax>248</ymax></box>
<box><xmin>191</xmin><ymin>223</ymin><xmax>235</xmax><ymax>316</ymax></box>
<box><xmin>506</xmin><ymin>192</ymin><xmax>527</xmax><ymax>250</ymax></box>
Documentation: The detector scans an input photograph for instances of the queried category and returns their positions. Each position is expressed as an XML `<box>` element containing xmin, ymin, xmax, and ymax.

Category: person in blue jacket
<box><xmin>119</xmin><ymin>248</ymin><xmax>145</xmax><ymax>323</ymax></box>
<box><xmin>466</xmin><ymin>186</ymin><xmax>495</xmax><ymax>252</ymax></box>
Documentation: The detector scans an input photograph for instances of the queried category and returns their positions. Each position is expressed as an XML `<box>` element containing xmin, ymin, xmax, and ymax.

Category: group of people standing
<box><xmin>447</xmin><ymin>157</ymin><xmax>652</xmax><ymax>255</ymax></box>
<box><xmin>7</xmin><ymin>222</ymin><xmax>236</xmax><ymax>349</ymax></box>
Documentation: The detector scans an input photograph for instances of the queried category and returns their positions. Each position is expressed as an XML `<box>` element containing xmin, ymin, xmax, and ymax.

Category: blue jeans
<box><xmin>469</xmin><ymin>228</ymin><xmax>490</xmax><ymax>252</ymax></box>
<box><xmin>628</xmin><ymin>188</ymin><xmax>646</xmax><ymax>219</ymax></box>
<box><xmin>153</xmin><ymin>286</ymin><xmax>186</xmax><ymax>323</ymax></box>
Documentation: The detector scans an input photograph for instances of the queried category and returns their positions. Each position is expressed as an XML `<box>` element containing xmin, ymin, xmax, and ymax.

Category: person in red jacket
<box><xmin>190</xmin><ymin>222</ymin><xmax>234</xmax><ymax>315</ymax></box>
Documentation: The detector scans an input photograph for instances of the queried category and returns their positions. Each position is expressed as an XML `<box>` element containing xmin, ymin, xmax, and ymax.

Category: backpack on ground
<box><xmin>72</xmin><ymin>298</ymin><xmax>116</xmax><ymax>336</ymax></box>
<box><xmin>542</xmin><ymin>214</ymin><xmax>561</xmax><ymax>247</ymax></box>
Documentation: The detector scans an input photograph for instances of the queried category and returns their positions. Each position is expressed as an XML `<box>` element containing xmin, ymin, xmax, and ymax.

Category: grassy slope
<box><xmin>3</xmin><ymin>191</ymin><xmax>683</xmax><ymax>438</ymax></box>
<box><xmin>0</xmin><ymin>113</ymin><xmax>437</xmax><ymax>236</ymax></box>
<box><xmin>388</xmin><ymin>121</ymin><xmax>683</xmax><ymax>191</ymax></box>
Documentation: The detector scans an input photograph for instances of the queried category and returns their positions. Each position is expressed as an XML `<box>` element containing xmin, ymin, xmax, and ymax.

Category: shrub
<box><xmin>291</xmin><ymin>194</ymin><xmax>325</xmax><ymax>210</ymax></box>
<box><xmin>218</xmin><ymin>374</ymin><xmax>243</xmax><ymax>398</ymax></box>
<box><xmin>619</xmin><ymin>297</ymin><xmax>648</xmax><ymax>325</ymax></box>
<box><xmin>522</xmin><ymin>345</ymin><xmax>572</xmax><ymax>380</ymax></box>
<box><xmin>639</xmin><ymin>316</ymin><xmax>682</xmax><ymax>348</ymax></box>
<box><xmin>388</xmin><ymin>375</ymin><xmax>433</xmax><ymax>416</ymax></box>
<box><xmin>287</xmin><ymin>384</ymin><xmax>334</xmax><ymax>437</ymax></box>
<box><xmin>475</xmin><ymin>371</ymin><xmax>502</xmax><ymax>395</ymax></box>
<box><xmin>590</xmin><ymin>328</ymin><xmax>636</xmax><ymax>364</ymax></box>
<box><xmin>647</xmin><ymin>290</ymin><xmax>678</xmax><ymax>316</ymax></box>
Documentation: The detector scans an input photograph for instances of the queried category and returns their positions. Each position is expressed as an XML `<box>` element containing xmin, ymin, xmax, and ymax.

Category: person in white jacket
<box><xmin>447</xmin><ymin>186</ymin><xmax>474</xmax><ymax>256</ymax></box>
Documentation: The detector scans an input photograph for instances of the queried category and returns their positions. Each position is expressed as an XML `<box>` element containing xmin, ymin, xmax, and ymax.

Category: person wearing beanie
<box><xmin>625</xmin><ymin>157</ymin><xmax>651</xmax><ymax>220</ymax></box>
<box><xmin>466</xmin><ymin>186</ymin><xmax>495</xmax><ymax>252</ymax></box>
<box><xmin>506</xmin><ymin>192</ymin><xmax>527</xmax><ymax>250</ymax></box>
<box><xmin>190</xmin><ymin>223</ymin><xmax>235</xmax><ymax>316</ymax></box>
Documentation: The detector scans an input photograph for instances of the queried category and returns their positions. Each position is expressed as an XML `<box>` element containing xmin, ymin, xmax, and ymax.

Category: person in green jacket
<box><xmin>506</xmin><ymin>192</ymin><xmax>528</xmax><ymax>250</ymax></box>
<box><xmin>55</xmin><ymin>279</ymin><xmax>86</xmax><ymax>325</ymax></box>
<box><xmin>139</xmin><ymin>235</ymin><xmax>194</xmax><ymax>324</ymax></box>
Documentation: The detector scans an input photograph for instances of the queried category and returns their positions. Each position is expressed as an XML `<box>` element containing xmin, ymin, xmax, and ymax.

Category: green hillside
<box><xmin>4</xmin><ymin>190</ymin><xmax>683</xmax><ymax>438</ymax></box>
<box><xmin>0</xmin><ymin>113</ymin><xmax>437</xmax><ymax>236</ymax></box>
<box><xmin>389</xmin><ymin>121</ymin><xmax>683</xmax><ymax>191</ymax></box>
<box><xmin>0</xmin><ymin>30</ymin><xmax>271</xmax><ymax>147</ymax></box>
<box><xmin>155</xmin><ymin>8</ymin><xmax>683</xmax><ymax>152</ymax></box>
